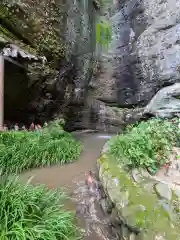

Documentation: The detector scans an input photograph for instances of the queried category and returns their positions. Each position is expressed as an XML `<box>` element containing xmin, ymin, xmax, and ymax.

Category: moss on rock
<box><xmin>98</xmin><ymin>154</ymin><xmax>180</xmax><ymax>240</ymax></box>
<box><xmin>0</xmin><ymin>0</ymin><xmax>68</xmax><ymax>122</ymax></box>
<box><xmin>0</xmin><ymin>1</ymin><xmax>65</xmax><ymax>59</ymax></box>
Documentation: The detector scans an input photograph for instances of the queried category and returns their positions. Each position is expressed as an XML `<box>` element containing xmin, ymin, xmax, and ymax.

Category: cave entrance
<box><xmin>0</xmin><ymin>43</ymin><xmax>45</xmax><ymax>130</ymax></box>
<box><xmin>0</xmin><ymin>55</ymin><xmax>32</xmax><ymax>129</ymax></box>
<box><xmin>5</xmin><ymin>58</ymin><xmax>32</xmax><ymax>124</ymax></box>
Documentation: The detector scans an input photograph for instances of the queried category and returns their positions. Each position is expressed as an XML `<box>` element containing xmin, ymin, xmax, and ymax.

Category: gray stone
<box><xmin>129</xmin><ymin>234</ymin><xmax>136</xmax><ymax>240</ymax></box>
<box><xmin>131</xmin><ymin>168</ymin><xmax>152</xmax><ymax>184</ymax></box>
<box><xmin>144</xmin><ymin>83</ymin><xmax>180</xmax><ymax>118</ymax></box>
<box><xmin>100</xmin><ymin>198</ymin><xmax>108</xmax><ymax>213</ymax></box>
<box><xmin>69</xmin><ymin>0</ymin><xmax>180</xmax><ymax>131</ymax></box>
<box><xmin>131</xmin><ymin>169</ymin><xmax>143</xmax><ymax>183</ymax></box>
<box><xmin>87</xmin><ymin>0</ymin><xmax>180</xmax><ymax>108</ymax></box>
<box><xmin>100</xmin><ymin>198</ymin><xmax>113</xmax><ymax>214</ymax></box>
<box><xmin>155</xmin><ymin>183</ymin><xmax>172</xmax><ymax>201</ymax></box>
<box><xmin>174</xmin><ymin>187</ymin><xmax>180</xmax><ymax>198</ymax></box>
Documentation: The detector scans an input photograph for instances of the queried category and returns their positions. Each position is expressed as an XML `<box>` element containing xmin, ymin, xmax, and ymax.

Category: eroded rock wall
<box><xmin>1</xmin><ymin>0</ymin><xmax>66</xmax><ymax>123</ymax></box>
<box><xmin>2</xmin><ymin>0</ymin><xmax>179</xmax><ymax>130</ymax></box>
<box><xmin>91</xmin><ymin>0</ymin><xmax>180</xmax><ymax>107</ymax></box>
<box><xmin>74</xmin><ymin>0</ymin><xmax>179</xmax><ymax>132</ymax></box>
<box><xmin>1</xmin><ymin>0</ymin><xmax>97</xmax><ymax>125</ymax></box>
<box><xmin>65</xmin><ymin>0</ymin><xmax>144</xmax><ymax>132</ymax></box>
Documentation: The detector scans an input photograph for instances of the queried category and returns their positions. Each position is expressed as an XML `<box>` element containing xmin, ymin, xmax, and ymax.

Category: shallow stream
<box><xmin>20</xmin><ymin>132</ymin><xmax>118</xmax><ymax>240</ymax></box>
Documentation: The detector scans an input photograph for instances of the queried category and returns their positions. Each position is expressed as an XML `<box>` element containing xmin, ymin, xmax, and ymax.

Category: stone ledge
<box><xmin>97</xmin><ymin>153</ymin><xmax>180</xmax><ymax>240</ymax></box>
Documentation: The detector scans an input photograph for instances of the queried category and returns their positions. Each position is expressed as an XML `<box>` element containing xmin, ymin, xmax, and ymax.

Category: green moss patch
<box><xmin>98</xmin><ymin>154</ymin><xmax>180</xmax><ymax>239</ymax></box>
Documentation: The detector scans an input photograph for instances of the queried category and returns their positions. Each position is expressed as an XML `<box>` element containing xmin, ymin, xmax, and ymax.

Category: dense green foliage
<box><xmin>0</xmin><ymin>175</ymin><xmax>79</xmax><ymax>240</ymax></box>
<box><xmin>109</xmin><ymin>119</ymin><xmax>178</xmax><ymax>170</ymax></box>
<box><xmin>0</xmin><ymin>120</ymin><xmax>81</xmax><ymax>174</ymax></box>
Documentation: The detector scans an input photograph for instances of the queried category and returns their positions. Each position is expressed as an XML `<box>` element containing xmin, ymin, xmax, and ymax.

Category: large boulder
<box><xmin>144</xmin><ymin>83</ymin><xmax>180</xmax><ymax>118</ymax></box>
<box><xmin>65</xmin><ymin>96</ymin><xmax>144</xmax><ymax>132</ymax></box>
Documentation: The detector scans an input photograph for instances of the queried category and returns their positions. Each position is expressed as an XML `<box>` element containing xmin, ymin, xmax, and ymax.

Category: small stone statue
<box><xmin>29</xmin><ymin>122</ymin><xmax>35</xmax><ymax>131</ymax></box>
<box><xmin>14</xmin><ymin>123</ymin><xmax>19</xmax><ymax>131</ymax></box>
<box><xmin>21</xmin><ymin>125</ymin><xmax>27</xmax><ymax>131</ymax></box>
<box><xmin>37</xmin><ymin>124</ymin><xmax>42</xmax><ymax>129</ymax></box>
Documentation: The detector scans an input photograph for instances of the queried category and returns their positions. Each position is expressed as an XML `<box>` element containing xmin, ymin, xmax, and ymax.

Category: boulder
<box><xmin>65</xmin><ymin>97</ymin><xmax>144</xmax><ymax>132</ymax></box>
<box><xmin>144</xmin><ymin>83</ymin><xmax>180</xmax><ymax>118</ymax></box>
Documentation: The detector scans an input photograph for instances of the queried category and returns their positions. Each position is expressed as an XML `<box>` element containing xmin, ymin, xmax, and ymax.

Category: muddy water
<box><xmin>20</xmin><ymin>132</ymin><xmax>115</xmax><ymax>240</ymax></box>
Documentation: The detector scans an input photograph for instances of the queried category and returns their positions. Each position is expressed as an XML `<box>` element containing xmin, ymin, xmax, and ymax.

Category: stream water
<box><xmin>20</xmin><ymin>132</ymin><xmax>116</xmax><ymax>240</ymax></box>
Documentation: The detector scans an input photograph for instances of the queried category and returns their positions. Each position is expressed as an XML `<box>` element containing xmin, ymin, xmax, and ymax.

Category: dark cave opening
<box><xmin>4</xmin><ymin>59</ymin><xmax>33</xmax><ymax>126</ymax></box>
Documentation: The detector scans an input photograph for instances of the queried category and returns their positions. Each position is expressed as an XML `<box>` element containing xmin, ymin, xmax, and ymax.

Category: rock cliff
<box><xmin>79</xmin><ymin>0</ymin><xmax>179</xmax><ymax>131</ymax></box>
<box><xmin>1</xmin><ymin>0</ymin><xmax>179</xmax><ymax>131</ymax></box>
<box><xmin>95</xmin><ymin>0</ymin><xmax>179</xmax><ymax>106</ymax></box>
<box><xmin>1</xmin><ymin>0</ymin><xmax>96</xmax><ymax>125</ymax></box>
<box><xmin>65</xmin><ymin>0</ymin><xmax>180</xmax><ymax>131</ymax></box>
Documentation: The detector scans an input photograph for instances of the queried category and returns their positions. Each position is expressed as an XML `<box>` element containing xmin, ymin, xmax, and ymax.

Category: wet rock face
<box><xmin>90</xmin><ymin>0</ymin><xmax>180</xmax><ymax>108</ymax></box>
<box><xmin>144</xmin><ymin>83</ymin><xmax>180</xmax><ymax>118</ymax></box>
<box><xmin>2</xmin><ymin>0</ymin><xmax>180</xmax><ymax>130</ymax></box>
<box><xmin>1</xmin><ymin>0</ymin><xmax>96</xmax><ymax>125</ymax></box>
<box><xmin>65</xmin><ymin>96</ymin><xmax>144</xmax><ymax>132</ymax></box>
<box><xmin>69</xmin><ymin>0</ymin><xmax>180</xmax><ymax>132</ymax></box>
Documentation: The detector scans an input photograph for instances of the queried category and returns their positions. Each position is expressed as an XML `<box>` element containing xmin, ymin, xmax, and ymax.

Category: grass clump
<box><xmin>108</xmin><ymin>118</ymin><xmax>178</xmax><ymax>170</ymax></box>
<box><xmin>0</xmin><ymin>175</ymin><xmax>79</xmax><ymax>240</ymax></box>
<box><xmin>0</xmin><ymin>120</ymin><xmax>81</xmax><ymax>174</ymax></box>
